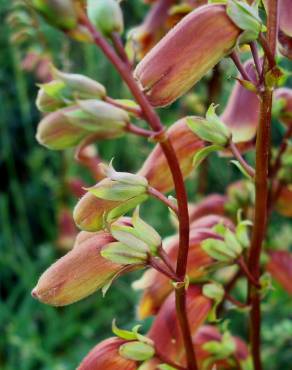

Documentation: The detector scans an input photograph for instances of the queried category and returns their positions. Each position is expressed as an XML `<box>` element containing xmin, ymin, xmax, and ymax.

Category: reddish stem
<box><xmin>81</xmin><ymin>15</ymin><xmax>197</xmax><ymax>370</ymax></box>
<box><xmin>250</xmin><ymin>41</ymin><xmax>262</xmax><ymax>79</ymax></box>
<box><xmin>105</xmin><ymin>96</ymin><xmax>143</xmax><ymax>117</ymax></box>
<box><xmin>148</xmin><ymin>186</ymin><xmax>179</xmax><ymax>215</ymax></box>
<box><xmin>229</xmin><ymin>140</ymin><xmax>255</xmax><ymax>178</ymax></box>
<box><xmin>230</xmin><ymin>52</ymin><xmax>252</xmax><ymax>81</ymax></box>
<box><xmin>248</xmin><ymin>2</ymin><xmax>278</xmax><ymax>369</ymax></box>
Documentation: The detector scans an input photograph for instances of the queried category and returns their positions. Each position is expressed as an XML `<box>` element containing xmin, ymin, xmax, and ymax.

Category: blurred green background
<box><xmin>0</xmin><ymin>1</ymin><xmax>291</xmax><ymax>369</ymax></box>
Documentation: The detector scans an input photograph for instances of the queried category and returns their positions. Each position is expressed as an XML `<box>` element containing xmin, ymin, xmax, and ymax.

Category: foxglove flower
<box><xmin>134</xmin><ymin>4</ymin><xmax>241</xmax><ymax>107</ymax></box>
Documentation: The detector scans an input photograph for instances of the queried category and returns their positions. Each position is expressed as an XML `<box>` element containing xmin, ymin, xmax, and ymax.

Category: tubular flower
<box><xmin>194</xmin><ymin>325</ymin><xmax>249</xmax><ymax>369</ymax></box>
<box><xmin>138</xmin><ymin>118</ymin><xmax>204</xmax><ymax>193</ymax></box>
<box><xmin>133</xmin><ymin>216</ymin><xmax>232</xmax><ymax>319</ymax></box>
<box><xmin>78</xmin><ymin>338</ymin><xmax>137</xmax><ymax>370</ymax></box>
<box><xmin>278</xmin><ymin>0</ymin><xmax>292</xmax><ymax>59</ymax></box>
<box><xmin>275</xmin><ymin>87</ymin><xmax>292</xmax><ymax>126</ymax></box>
<box><xmin>147</xmin><ymin>285</ymin><xmax>212</xmax><ymax>366</ymax></box>
<box><xmin>221</xmin><ymin>58</ymin><xmax>260</xmax><ymax>144</ymax></box>
<box><xmin>36</xmin><ymin>101</ymin><xmax>129</xmax><ymax>150</ymax></box>
<box><xmin>31</xmin><ymin>231</ymin><xmax>136</xmax><ymax>306</ymax></box>
<box><xmin>134</xmin><ymin>4</ymin><xmax>241</xmax><ymax>107</ymax></box>
<box><xmin>267</xmin><ymin>250</ymin><xmax>292</xmax><ymax>294</ymax></box>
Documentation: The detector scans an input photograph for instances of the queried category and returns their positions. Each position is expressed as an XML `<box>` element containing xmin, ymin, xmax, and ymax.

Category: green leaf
<box><xmin>230</xmin><ymin>160</ymin><xmax>253</xmax><ymax>180</ymax></box>
<box><xmin>101</xmin><ymin>242</ymin><xmax>147</xmax><ymax>265</ymax></box>
<box><xmin>106</xmin><ymin>194</ymin><xmax>149</xmax><ymax>223</ymax></box>
<box><xmin>112</xmin><ymin>319</ymin><xmax>137</xmax><ymax>340</ymax></box>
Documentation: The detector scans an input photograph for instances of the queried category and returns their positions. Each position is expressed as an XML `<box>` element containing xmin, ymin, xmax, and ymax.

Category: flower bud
<box><xmin>187</xmin><ymin>105</ymin><xmax>231</xmax><ymax>146</ymax></box>
<box><xmin>87</xmin><ymin>0</ymin><xmax>124</xmax><ymax>37</ymax></box>
<box><xmin>36</xmin><ymin>109</ymin><xmax>89</xmax><ymax>150</ymax></box>
<box><xmin>78</xmin><ymin>338</ymin><xmax>137</xmax><ymax>370</ymax></box>
<box><xmin>36</xmin><ymin>80</ymin><xmax>66</xmax><ymax>112</ymax></box>
<box><xmin>134</xmin><ymin>4</ymin><xmax>241</xmax><ymax>107</ymax></box>
<box><xmin>221</xmin><ymin>58</ymin><xmax>260</xmax><ymax>143</ymax></box>
<box><xmin>138</xmin><ymin>118</ymin><xmax>204</xmax><ymax>193</ymax></box>
<box><xmin>52</xmin><ymin>67</ymin><xmax>107</xmax><ymax>101</ymax></box>
<box><xmin>64</xmin><ymin>100</ymin><xmax>129</xmax><ymax>133</ymax></box>
<box><xmin>31</xmin><ymin>231</ymin><xmax>131</xmax><ymax>306</ymax></box>
<box><xmin>30</xmin><ymin>0</ymin><xmax>78</xmax><ymax>30</ymax></box>
<box><xmin>202</xmin><ymin>282</ymin><xmax>225</xmax><ymax>321</ymax></box>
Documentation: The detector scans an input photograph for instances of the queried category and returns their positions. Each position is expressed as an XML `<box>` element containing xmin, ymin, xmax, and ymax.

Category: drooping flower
<box><xmin>138</xmin><ymin>118</ymin><xmax>204</xmax><ymax>193</ymax></box>
<box><xmin>275</xmin><ymin>87</ymin><xmax>292</xmax><ymax>126</ymax></box>
<box><xmin>78</xmin><ymin>338</ymin><xmax>138</xmax><ymax>370</ymax></box>
<box><xmin>278</xmin><ymin>0</ymin><xmax>292</xmax><ymax>59</ymax></box>
<box><xmin>134</xmin><ymin>4</ymin><xmax>241</xmax><ymax>107</ymax></box>
<box><xmin>31</xmin><ymin>230</ymin><xmax>138</xmax><ymax>306</ymax></box>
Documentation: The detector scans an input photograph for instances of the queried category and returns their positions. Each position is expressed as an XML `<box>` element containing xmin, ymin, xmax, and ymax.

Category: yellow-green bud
<box><xmin>119</xmin><ymin>341</ymin><xmax>155</xmax><ymax>362</ymax></box>
<box><xmin>36</xmin><ymin>108</ymin><xmax>88</xmax><ymax>150</ymax></box>
<box><xmin>87</xmin><ymin>0</ymin><xmax>124</xmax><ymax>37</ymax></box>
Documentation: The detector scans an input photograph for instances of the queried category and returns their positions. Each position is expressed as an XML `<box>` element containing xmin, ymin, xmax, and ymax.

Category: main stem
<box><xmin>248</xmin><ymin>2</ymin><xmax>278</xmax><ymax>369</ymax></box>
<box><xmin>82</xmin><ymin>18</ymin><xmax>197</xmax><ymax>370</ymax></box>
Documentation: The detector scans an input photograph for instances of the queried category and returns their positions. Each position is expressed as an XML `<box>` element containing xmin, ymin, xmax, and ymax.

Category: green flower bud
<box><xmin>36</xmin><ymin>80</ymin><xmax>66</xmax><ymax>113</ymax></box>
<box><xmin>30</xmin><ymin>0</ymin><xmax>78</xmax><ymax>30</ymax></box>
<box><xmin>203</xmin><ymin>331</ymin><xmax>236</xmax><ymax>360</ymax></box>
<box><xmin>64</xmin><ymin>100</ymin><xmax>129</xmax><ymax>133</ymax></box>
<box><xmin>36</xmin><ymin>108</ymin><xmax>88</xmax><ymax>150</ymax></box>
<box><xmin>187</xmin><ymin>105</ymin><xmax>231</xmax><ymax>146</ymax></box>
<box><xmin>119</xmin><ymin>341</ymin><xmax>155</xmax><ymax>362</ymax></box>
<box><xmin>52</xmin><ymin>67</ymin><xmax>107</xmax><ymax>100</ymax></box>
<box><xmin>87</xmin><ymin>0</ymin><xmax>124</xmax><ymax>37</ymax></box>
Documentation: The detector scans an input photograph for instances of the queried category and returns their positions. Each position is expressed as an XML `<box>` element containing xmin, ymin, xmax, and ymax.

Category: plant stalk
<box><xmin>82</xmin><ymin>15</ymin><xmax>197</xmax><ymax>370</ymax></box>
<box><xmin>248</xmin><ymin>2</ymin><xmax>278</xmax><ymax>369</ymax></box>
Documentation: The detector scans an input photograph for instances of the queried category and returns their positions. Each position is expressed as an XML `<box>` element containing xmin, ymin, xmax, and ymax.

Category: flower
<box><xmin>31</xmin><ymin>230</ymin><xmax>137</xmax><ymax>306</ymax></box>
<box><xmin>138</xmin><ymin>118</ymin><xmax>204</xmax><ymax>193</ymax></box>
<box><xmin>267</xmin><ymin>250</ymin><xmax>292</xmax><ymax>295</ymax></box>
<box><xmin>133</xmin><ymin>215</ymin><xmax>231</xmax><ymax>318</ymax></box>
<box><xmin>134</xmin><ymin>4</ymin><xmax>241</xmax><ymax>107</ymax></box>
<box><xmin>78</xmin><ymin>338</ymin><xmax>137</xmax><ymax>370</ymax></box>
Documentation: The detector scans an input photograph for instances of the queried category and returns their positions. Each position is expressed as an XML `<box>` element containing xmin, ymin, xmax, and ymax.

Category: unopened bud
<box><xmin>78</xmin><ymin>338</ymin><xmax>137</xmax><ymax>370</ymax></box>
<box><xmin>203</xmin><ymin>282</ymin><xmax>225</xmax><ymax>321</ymax></box>
<box><xmin>134</xmin><ymin>4</ymin><xmax>240</xmax><ymax>107</ymax></box>
<box><xmin>31</xmin><ymin>231</ymin><xmax>127</xmax><ymax>306</ymax></box>
<box><xmin>64</xmin><ymin>100</ymin><xmax>129</xmax><ymax>133</ymax></box>
<box><xmin>87</xmin><ymin>0</ymin><xmax>124</xmax><ymax>37</ymax></box>
<box><xmin>30</xmin><ymin>0</ymin><xmax>78</xmax><ymax>30</ymax></box>
<box><xmin>52</xmin><ymin>67</ymin><xmax>107</xmax><ymax>100</ymax></box>
<box><xmin>36</xmin><ymin>80</ymin><xmax>66</xmax><ymax>112</ymax></box>
<box><xmin>36</xmin><ymin>108</ymin><xmax>88</xmax><ymax>150</ymax></box>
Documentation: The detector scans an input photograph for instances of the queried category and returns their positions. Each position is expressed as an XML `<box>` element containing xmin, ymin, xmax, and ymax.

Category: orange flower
<box><xmin>78</xmin><ymin>338</ymin><xmax>137</xmax><ymax>370</ymax></box>
<box><xmin>133</xmin><ymin>216</ymin><xmax>232</xmax><ymax>319</ymax></box>
<box><xmin>147</xmin><ymin>285</ymin><xmax>212</xmax><ymax>366</ymax></box>
<box><xmin>32</xmin><ymin>231</ymin><xmax>133</xmax><ymax>306</ymax></box>
<box><xmin>138</xmin><ymin>118</ymin><xmax>204</xmax><ymax>193</ymax></box>
<box><xmin>134</xmin><ymin>4</ymin><xmax>240</xmax><ymax>107</ymax></box>
<box><xmin>189</xmin><ymin>194</ymin><xmax>227</xmax><ymax>223</ymax></box>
